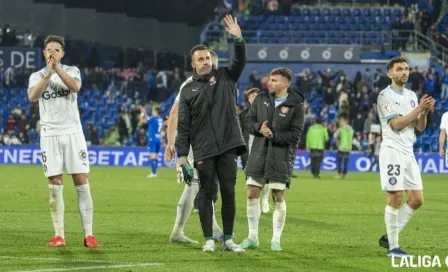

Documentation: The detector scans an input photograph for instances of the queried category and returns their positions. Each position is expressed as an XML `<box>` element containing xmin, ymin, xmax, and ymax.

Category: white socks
<box><xmin>272</xmin><ymin>201</ymin><xmax>286</xmax><ymax>243</ymax></box>
<box><xmin>212</xmin><ymin>201</ymin><xmax>222</xmax><ymax>235</ymax></box>
<box><xmin>385</xmin><ymin>205</ymin><xmax>399</xmax><ymax>250</ymax></box>
<box><xmin>49</xmin><ymin>184</ymin><xmax>64</xmax><ymax>238</ymax></box>
<box><xmin>247</xmin><ymin>198</ymin><xmax>261</xmax><ymax>240</ymax></box>
<box><xmin>262</xmin><ymin>186</ymin><xmax>269</xmax><ymax>200</ymax></box>
<box><xmin>398</xmin><ymin>203</ymin><xmax>415</xmax><ymax>233</ymax></box>
<box><xmin>171</xmin><ymin>183</ymin><xmax>198</xmax><ymax>237</ymax></box>
<box><xmin>76</xmin><ymin>184</ymin><xmax>93</xmax><ymax>238</ymax></box>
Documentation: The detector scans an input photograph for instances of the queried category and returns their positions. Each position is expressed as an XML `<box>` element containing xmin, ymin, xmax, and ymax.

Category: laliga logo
<box><xmin>258</xmin><ymin>47</ymin><xmax>268</xmax><ymax>60</ymax></box>
<box><xmin>322</xmin><ymin>47</ymin><xmax>332</xmax><ymax>60</ymax></box>
<box><xmin>300</xmin><ymin>48</ymin><xmax>310</xmax><ymax>60</ymax></box>
<box><xmin>279</xmin><ymin>47</ymin><xmax>289</xmax><ymax>60</ymax></box>
<box><xmin>344</xmin><ymin>47</ymin><xmax>354</xmax><ymax>60</ymax></box>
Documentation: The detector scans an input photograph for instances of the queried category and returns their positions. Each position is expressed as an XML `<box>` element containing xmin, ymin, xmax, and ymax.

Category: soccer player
<box><xmin>140</xmin><ymin>107</ymin><xmax>163</xmax><ymax>178</ymax></box>
<box><xmin>239</xmin><ymin>88</ymin><xmax>270</xmax><ymax>213</ymax></box>
<box><xmin>240</xmin><ymin>68</ymin><xmax>305</xmax><ymax>251</ymax></box>
<box><xmin>306</xmin><ymin>118</ymin><xmax>329</xmax><ymax>179</ymax></box>
<box><xmin>439</xmin><ymin>111</ymin><xmax>448</xmax><ymax>163</ymax></box>
<box><xmin>333</xmin><ymin>118</ymin><xmax>353</xmax><ymax>179</ymax></box>
<box><xmin>164</xmin><ymin>50</ymin><xmax>223</xmax><ymax>244</ymax></box>
<box><xmin>376</xmin><ymin>56</ymin><xmax>435</xmax><ymax>257</ymax></box>
<box><xmin>176</xmin><ymin>15</ymin><xmax>247</xmax><ymax>252</ymax></box>
<box><xmin>27</xmin><ymin>35</ymin><xmax>99</xmax><ymax>247</ymax></box>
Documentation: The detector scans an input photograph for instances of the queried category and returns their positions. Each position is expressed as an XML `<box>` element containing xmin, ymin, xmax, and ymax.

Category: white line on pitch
<box><xmin>14</xmin><ymin>263</ymin><xmax>162</xmax><ymax>272</ymax></box>
<box><xmin>0</xmin><ymin>256</ymin><xmax>121</xmax><ymax>263</ymax></box>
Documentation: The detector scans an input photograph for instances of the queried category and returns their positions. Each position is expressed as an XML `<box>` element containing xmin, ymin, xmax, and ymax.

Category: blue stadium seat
<box><xmin>342</xmin><ymin>8</ymin><xmax>351</xmax><ymax>16</ymax></box>
<box><xmin>353</xmin><ymin>8</ymin><xmax>361</xmax><ymax>16</ymax></box>
<box><xmin>363</xmin><ymin>9</ymin><xmax>371</xmax><ymax>16</ymax></box>
<box><xmin>323</xmin><ymin>8</ymin><xmax>331</xmax><ymax>16</ymax></box>
<box><xmin>384</xmin><ymin>8</ymin><xmax>391</xmax><ymax>16</ymax></box>
<box><xmin>303</xmin><ymin>8</ymin><xmax>311</xmax><ymax>16</ymax></box>
<box><xmin>332</xmin><ymin>8</ymin><xmax>341</xmax><ymax>17</ymax></box>
<box><xmin>312</xmin><ymin>8</ymin><xmax>320</xmax><ymax>16</ymax></box>
<box><xmin>373</xmin><ymin>8</ymin><xmax>381</xmax><ymax>16</ymax></box>
<box><xmin>393</xmin><ymin>9</ymin><xmax>402</xmax><ymax>17</ymax></box>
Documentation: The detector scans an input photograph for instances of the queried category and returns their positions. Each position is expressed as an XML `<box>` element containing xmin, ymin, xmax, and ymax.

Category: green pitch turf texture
<box><xmin>1</xmin><ymin>165</ymin><xmax>447</xmax><ymax>272</ymax></box>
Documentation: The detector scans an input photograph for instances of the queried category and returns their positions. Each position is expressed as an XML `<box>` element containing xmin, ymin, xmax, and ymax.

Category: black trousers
<box><xmin>195</xmin><ymin>149</ymin><xmax>237</xmax><ymax>238</ymax></box>
<box><xmin>310</xmin><ymin>149</ymin><xmax>324</xmax><ymax>176</ymax></box>
<box><xmin>337</xmin><ymin>151</ymin><xmax>350</xmax><ymax>175</ymax></box>
<box><xmin>194</xmin><ymin>176</ymin><xmax>218</xmax><ymax>209</ymax></box>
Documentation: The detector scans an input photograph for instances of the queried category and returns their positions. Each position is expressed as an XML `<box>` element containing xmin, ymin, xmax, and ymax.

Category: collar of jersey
<box><xmin>389</xmin><ymin>85</ymin><xmax>404</xmax><ymax>96</ymax></box>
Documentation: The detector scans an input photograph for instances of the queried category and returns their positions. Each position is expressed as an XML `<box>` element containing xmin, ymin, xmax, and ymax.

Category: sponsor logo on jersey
<box><xmin>42</xmin><ymin>89</ymin><xmax>71</xmax><ymax>100</ymax></box>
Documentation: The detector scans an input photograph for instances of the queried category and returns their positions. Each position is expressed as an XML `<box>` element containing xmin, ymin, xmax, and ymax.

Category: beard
<box><xmin>394</xmin><ymin>76</ymin><xmax>407</xmax><ymax>86</ymax></box>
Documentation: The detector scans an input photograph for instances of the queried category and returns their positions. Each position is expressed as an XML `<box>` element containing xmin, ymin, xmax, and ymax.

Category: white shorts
<box><xmin>187</xmin><ymin>146</ymin><xmax>198</xmax><ymax>180</ymax></box>
<box><xmin>379</xmin><ymin>146</ymin><xmax>422</xmax><ymax>191</ymax></box>
<box><xmin>246</xmin><ymin>176</ymin><xmax>287</xmax><ymax>191</ymax></box>
<box><xmin>40</xmin><ymin>133</ymin><xmax>90</xmax><ymax>178</ymax></box>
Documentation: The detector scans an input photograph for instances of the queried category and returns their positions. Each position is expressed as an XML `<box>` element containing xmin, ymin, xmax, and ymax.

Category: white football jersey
<box><xmin>440</xmin><ymin>111</ymin><xmax>448</xmax><ymax>143</ymax></box>
<box><xmin>377</xmin><ymin>85</ymin><xmax>418</xmax><ymax>155</ymax></box>
<box><xmin>28</xmin><ymin>65</ymin><xmax>82</xmax><ymax>137</ymax></box>
<box><xmin>174</xmin><ymin>76</ymin><xmax>193</xmax><ymax>104</ymax></box>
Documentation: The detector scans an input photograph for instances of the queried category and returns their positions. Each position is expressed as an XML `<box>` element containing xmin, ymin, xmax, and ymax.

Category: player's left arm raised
<box><xmin>51</xmin><ymin>52</ymin><xmax>81</xmax><ymax>92</ymax></box>
<box><xmin>271</xmin><ymin>102</ymin><xmax>305</xmax><ymax>145</ymax></box>
<box><xmin>224</xmin><ymin>15</ymin><xmax>246</xmax><ymax>82</ymax></box>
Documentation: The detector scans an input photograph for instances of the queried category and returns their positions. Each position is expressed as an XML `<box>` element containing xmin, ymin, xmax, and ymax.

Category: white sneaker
<box><xmin>222</xmin><ymin>240</ymin><xmax>245</xmax><ymax>252</ymax></box>
<box><xmin>147</xmin><ymin>173</ymin><xmax>157</xmax><ymax>178</ymax></box>
<box><xmin>202</xmin><ymin>240</ymin><xmax>215</xmax><ymax>252</ymax></box>
<box><xmin>262</xmin><ymin>200</ymin><xmax>270</xmax><ymax>214</ymax></box>
<box><xmin>170</xmin><ymin>235</ymin><xmax>198</xmax><ymax>244</ymax></box>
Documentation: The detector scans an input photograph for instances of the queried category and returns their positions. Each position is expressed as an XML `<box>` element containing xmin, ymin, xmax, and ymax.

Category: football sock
<box><xmin>272</xmin><ymin>201</ymin><xmax>286</xmax><ymax>243</ymax></box>
<box><xmin>171</xmin><ymin>183</ymin><xmax>198</xmax><ymax>237</ymax></box>
<box><xmin>150</xmin><ymin>159</ymin><xmax>158</xmax><ymax>174</ymax></box>
<box><xmin>398</xmin><ymin>203</ymin><xmax>415</xmax><ymax>233</ymax></box>
<box><xmin>212</xmin><ymin>201</ymin><xmax>222</xmax><ymax>235</ymax></box>
<box><xmin>247</xmin><ymin>198</ymin><xmax>260</xmax><ymax>240</ymax></box>
<box><xmin>262</xmin><ymin>186</ymin><xmax>269</xmax><ymax>200</ymax></box>
<box><xmin>49</xmin><ymin>184</ymin><xmax>64</xmax><ymax>238</ymax></box>
<box><xmin>385</xmin><ymin>205</ymin><xmax>399</xmax><ymax>250</ymax></box>
<box><xmin>76</xmin><ymin>184</ymin><xmax>93</xmax><ymax>238</ymax></box>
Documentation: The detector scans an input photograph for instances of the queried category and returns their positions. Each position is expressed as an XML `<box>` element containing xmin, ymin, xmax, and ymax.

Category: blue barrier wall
<box><xmin>1</xmin><ymin>146</ymin><xmax>447</xmax><ymax>174</ymax></box>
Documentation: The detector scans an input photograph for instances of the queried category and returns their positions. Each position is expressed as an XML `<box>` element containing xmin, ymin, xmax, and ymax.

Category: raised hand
<box><xmin>224</xmin><ymin>15</ymin><xmax>242</xmax><ymax>38</ymax></box>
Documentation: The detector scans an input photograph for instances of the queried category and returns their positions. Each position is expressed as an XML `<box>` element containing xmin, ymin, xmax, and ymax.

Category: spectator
<box><xmin>425</xmin><ymin>73</ymin><xmax>436</xmax><ymax>96</ymax></box>
<box><xmin>364</xmin><ymin>112</ymin><xmax>374</xmax><ymax>134</ymax></box>
<box><xmin>18</xmin><ymin>114</ymin><xmax>27</xmax><ymax>134</ymax></box>
<box><xmin>351</xmin><ymin>113</ymin><xmax>364</xmax><ymax>133</ymax></box>
<box><xmin>90</xmin><ymin>126</ymin><xmax>100</xmax><ymax>145</ymax></box>
<box><xmin>137</xmin><ymin>128</ymin><xmax>148</xmax><ymax>147</ymax></box>
<box><xmin>118</xmin><ymin>112</ymin><xmax>128</xmax><ymax>144</ymax></box>
<box><xmin>323</xmin><ymin>87</ymin><xmax>336</xmax><ymax>105</ymax></box>
<box><xmin>6</xmin><ymin>115</ymin><xmax>15</xmax><ymax>134</ymax></box>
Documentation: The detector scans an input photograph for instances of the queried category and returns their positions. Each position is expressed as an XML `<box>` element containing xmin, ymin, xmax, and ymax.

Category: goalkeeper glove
<box><xmin>176</xmin><ymin>163</ymin><xmax>194</xmax><ymax>186</ymax></box>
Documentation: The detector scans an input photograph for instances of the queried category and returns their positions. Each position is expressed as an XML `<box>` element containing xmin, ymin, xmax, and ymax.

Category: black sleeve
<box><xmin>245</xmin><ymin>96</ymin><xmax>263</xmax><ymax>137</ymax></box>
<box><xmin>226</xmin><ymin>39</ymin><xmax>247</xmax><ymax>82</ymax></box>
<box><xmin>239</xmin><ymin>110</ymin><xmax>245</xmax><ymax>133</ymax></box>
<box><xmin>175</xmin><ymin>90</ymin><xmax>191</xmax><ymax>157</ymax></box>
<box><xmin>271</xmin><ymin>102</ymin><xmax>305</xmax><ymax>145</ymax></box>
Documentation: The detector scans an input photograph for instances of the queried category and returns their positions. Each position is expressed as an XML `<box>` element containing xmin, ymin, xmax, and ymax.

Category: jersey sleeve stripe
<box><xmin>386</xmin><ymin>113</ymin><xmax>399</xmax><ymax>121</ymax></box>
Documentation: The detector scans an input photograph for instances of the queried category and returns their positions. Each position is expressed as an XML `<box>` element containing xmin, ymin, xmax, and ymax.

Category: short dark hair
<box><xmin>154</xmin><ymin>107</ymin><xmax>161</xmax><ymax>115</ymax></box>
<box><xmin>247</xmin><ymin>88</ymin><xmax>261</xmax><ymax>96</ymax></box>
<box><xmin>190</xmin><ymin>45</ymin><xmax>209</xmax><ymax>57</ymax></box>
<box><xmin>386</xmin><ymin>57</ymin><xmax>408</xmax><ymax>71</ymax></box>
<box><xmin>44</xmin><ymin>35</ymin><xmax>65</xmax><ymax>49</ymax></box>
<box><xmin>270</xmin><ymin>67</ymin><xmax>292</xmax><ymax>82</ymax></box>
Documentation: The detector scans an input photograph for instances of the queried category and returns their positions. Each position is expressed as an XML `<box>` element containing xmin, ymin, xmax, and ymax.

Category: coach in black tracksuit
<box><xmin>175</xmin><ymin>16</ymin><xmax>246</xmax><ymax>250</ymax></box>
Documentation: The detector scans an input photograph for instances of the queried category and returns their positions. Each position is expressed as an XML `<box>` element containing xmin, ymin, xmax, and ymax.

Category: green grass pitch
<box><xmin>1</xmin><ymin>165</ymin><xmax>447</xmax><ymax>272</ymax></box>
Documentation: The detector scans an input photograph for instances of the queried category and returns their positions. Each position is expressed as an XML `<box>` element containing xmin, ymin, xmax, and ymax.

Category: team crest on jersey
<box><xmin>383</xmin><ymin>103</ymin><xmax>392</xmax><ymax>114</ymax></box>
<box><xmin>411</xmin><ymin>100</ymin><xmax>416</xmax><ymax>108</ymax></box>
<box><xmin>79</xmin><ymin>150</ymin><xmax>88</xmax><ymax>161</ymax></box>
<box><xmin>280</xmin><ymin>106</ymin><xmax>289</xmax><ymax>114</ymax></box>
<box><xmin>389</xmin><ymin>177</ymin><xmax>397</xmax><ymax>185</ymax></box>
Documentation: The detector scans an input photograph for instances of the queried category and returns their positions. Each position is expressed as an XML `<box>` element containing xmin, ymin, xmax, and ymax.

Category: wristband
<box><xmin>234</xmin><ymin>35</ymin><xmax>243</xmax><ymax>43</ymax></box>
